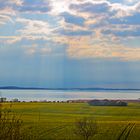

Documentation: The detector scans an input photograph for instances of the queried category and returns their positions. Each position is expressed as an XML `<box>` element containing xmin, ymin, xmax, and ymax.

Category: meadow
<box><xmin>1</xmin><ymin>102</ymin><xmax>140</xmax><ymax>140</ymax></box>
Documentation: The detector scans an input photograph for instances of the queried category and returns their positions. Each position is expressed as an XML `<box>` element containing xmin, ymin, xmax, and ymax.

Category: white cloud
<box><xmin>0</xmin><ymin>0</ymin><xmax>23</xmax><ymax>25</ymax></box>
<box><xmin>49</xmin><ymin>0</ymin><xmax>89</xmax><ymax>15</ymax></box>
<box><xmin>0</xmin><ymin>7</ymin><xmax>16</xmax><ymax>25</ymax></box>
<box><xmin>110</xmin><ymin>2</ymin><xmax>140</xmax><ymax>17</ymax></box>
<box><xmin>16</xmin><ymin>18</ymin><xmax>52</xmax><ymax>36</ymax></box>
<box><xmin>0</xmin><ymin>15</ymin><xmax>14</xmax><ymax>25</ymax></box>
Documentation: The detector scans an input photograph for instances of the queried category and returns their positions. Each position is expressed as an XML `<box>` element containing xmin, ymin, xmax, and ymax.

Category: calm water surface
<box><xmin>0</xmin><ymin>90</ymin><xmax>140</xmax><ymax>101</ymax></box>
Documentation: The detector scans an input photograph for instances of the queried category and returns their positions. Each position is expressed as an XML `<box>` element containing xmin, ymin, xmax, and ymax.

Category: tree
<box><xmin>74</xmin><ymin>117</ymin><xmax>98</xmax><ymax>140</ymax></box>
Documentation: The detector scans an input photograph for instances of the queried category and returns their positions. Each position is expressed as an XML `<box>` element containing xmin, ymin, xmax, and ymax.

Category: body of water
<box><xmin>0</xmin><ymin>90</ymin><xmax>140</xmax><ymax>101</ymax></box>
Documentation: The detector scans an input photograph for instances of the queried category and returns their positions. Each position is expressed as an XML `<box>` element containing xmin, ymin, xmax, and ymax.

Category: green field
<box><xmin>2</xmin><ymin>102</ymin><xmax>140</xmax><ymax>140</ymax></box>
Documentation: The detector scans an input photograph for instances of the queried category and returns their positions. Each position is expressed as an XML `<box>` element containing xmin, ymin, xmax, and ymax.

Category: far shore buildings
<box><xmin>67</xmin><ymin>99</ymin><xmax>91</xmax><ymax>103</ymax></box>
<box><xmin>88</xmin><ymin>99</ymin><xmax>128</xmax><ymax>106</ymax></box>
<box><xmin>67</xmin><ymin>99</ymin><xmax>139</xmax><ymax>104</ymax></box>
<box><xmin>12</xmin><ymin>98</ymin><xmax>19</xmax><ymax>102</ymax></box>
<box><xmin>0</xmin><ymin>97</ymin><xmax>139</xmax><ymax>103</ymax></box>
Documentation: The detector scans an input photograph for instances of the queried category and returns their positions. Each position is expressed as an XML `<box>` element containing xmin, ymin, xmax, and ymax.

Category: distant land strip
<box><xmin>0</xmin><ymin>86</ymin><xmax>140</xmax><ymax>91</ymax></box>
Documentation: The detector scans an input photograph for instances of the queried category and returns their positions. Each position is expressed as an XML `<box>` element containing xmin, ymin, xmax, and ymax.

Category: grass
<box><xmin>1</xmin><ymin>102</ymin><xmax>140</xmax><ymax>140</ymax></box>
<box><xmin>0</xmin><ymin>103</ymin><xmax>44</xmax><ymax>140</ymax></box>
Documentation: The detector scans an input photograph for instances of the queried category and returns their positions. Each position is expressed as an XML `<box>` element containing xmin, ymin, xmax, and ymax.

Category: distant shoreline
<box><xmin>0</xmin><ymin>86</ymin><xmax>140</xmax><ymax>91</ymax></box>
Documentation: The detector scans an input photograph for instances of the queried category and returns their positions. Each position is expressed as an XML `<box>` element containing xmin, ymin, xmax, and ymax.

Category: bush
<box><xmin>0</xmin><ymin>103</ymin><xmax>41</xmax><ymax>140</ymax></box>
<box><xmin>73</xmin><ymin>117</ymin><xmax>98</xmax><ymax>140</ymax></box>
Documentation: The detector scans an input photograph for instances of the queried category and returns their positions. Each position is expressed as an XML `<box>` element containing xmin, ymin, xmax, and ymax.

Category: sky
<box><xmin>0</xmin><ymin>0</ymin><xmax>140</xmax><ymax>88</ymax></box>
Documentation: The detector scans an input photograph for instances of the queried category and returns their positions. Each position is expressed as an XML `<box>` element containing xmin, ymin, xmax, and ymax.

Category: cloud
<box><xmin>102</xmin><ymin>27</ymin><xmax>140</xmax><ymax>37</ymax></box>
<box><xmin>0</xmin><ymin>15</ymin><xmax>14</xmax><ymax>25</ymax></box>
<box><xmin>69</xmin><ymin>0</ymin><xmax>140</xmax><ymax>18</ymax></box>
<box><xmin>24</xmin><ymin>44</ymin><xmax>52</xmax><ymax>55</ymax></box>
<box><xmin>59</xmin><ymin>29</ymin><xmax>93</xmax><ymax>36</ymax></box>
<box><xmin>19</xmin><ymin>0</ymin><xmax>51</xmax><ymax>13</ymax></box>
<box><xmin>109</xmin><ymin>13</ymin><xmax>140</xmax><ymax>25</ymax></box>
<box><xmin>0</xmin><ymin>0</ymin><xmax>51</xmax><ymax>17</ymax></box>
<box><xmin>60</xmin><ymin>12</ymin><xmax>85</xmax><ymax>26</ymax></box>
<box><xmin>68</xmin><ymin>0</ymin><xmax>140</xmax><ymax>39</ymax></box>
<box><xmin>0</xmin><ymin>36</ymin><xmax>67</xmax><ymax>58</ymax></box>
<box><xmin>1</xmin><ymin>0</ymin><xmax>140</xmax><ymax>62</ymax></box>
<box><xmin>16</xmin><ymin>18</ymin><xmax>52</xmax><ymax>36</ymax></box>
<box><xmin>110</xmin><ymin>1</ymin><xmax>140</xmax><ymax>17</ymax></box>
<box><xmin>70</xmin><ymin>1</ymin><xmax>110</xmax><ymax>14</ymax></box>
<box><xmin>0</xmin><ymin>36</ymin><xmax>22</xmax><ymax>45</ymax></box>
<box><xmin>9</xmin><ymin>0</ymin><xmax>23</xmax><ymax>6</ymax></box>
<box><xmin>0</xmin><ymin>0</ymin><xmax>18</xmax><ymax>25</ymax></box>
<box><xmin>124</xmin><ymin>0</ymin><xmax>139</xmax><ymax>4</ymax></box>
<box><xmin>49</xmin><ymin>0</ymin><xmax>79</xmax><ymax>14</ymax></box>
<box><xmin>0</xmin><ymin>0</ymin><xmax>23</xmax><ymax>7</ymax></box>
<box><xmin>67</xmin><ymin>41</ymin><xmax>140</xmax><ymax>61</ymax></box>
